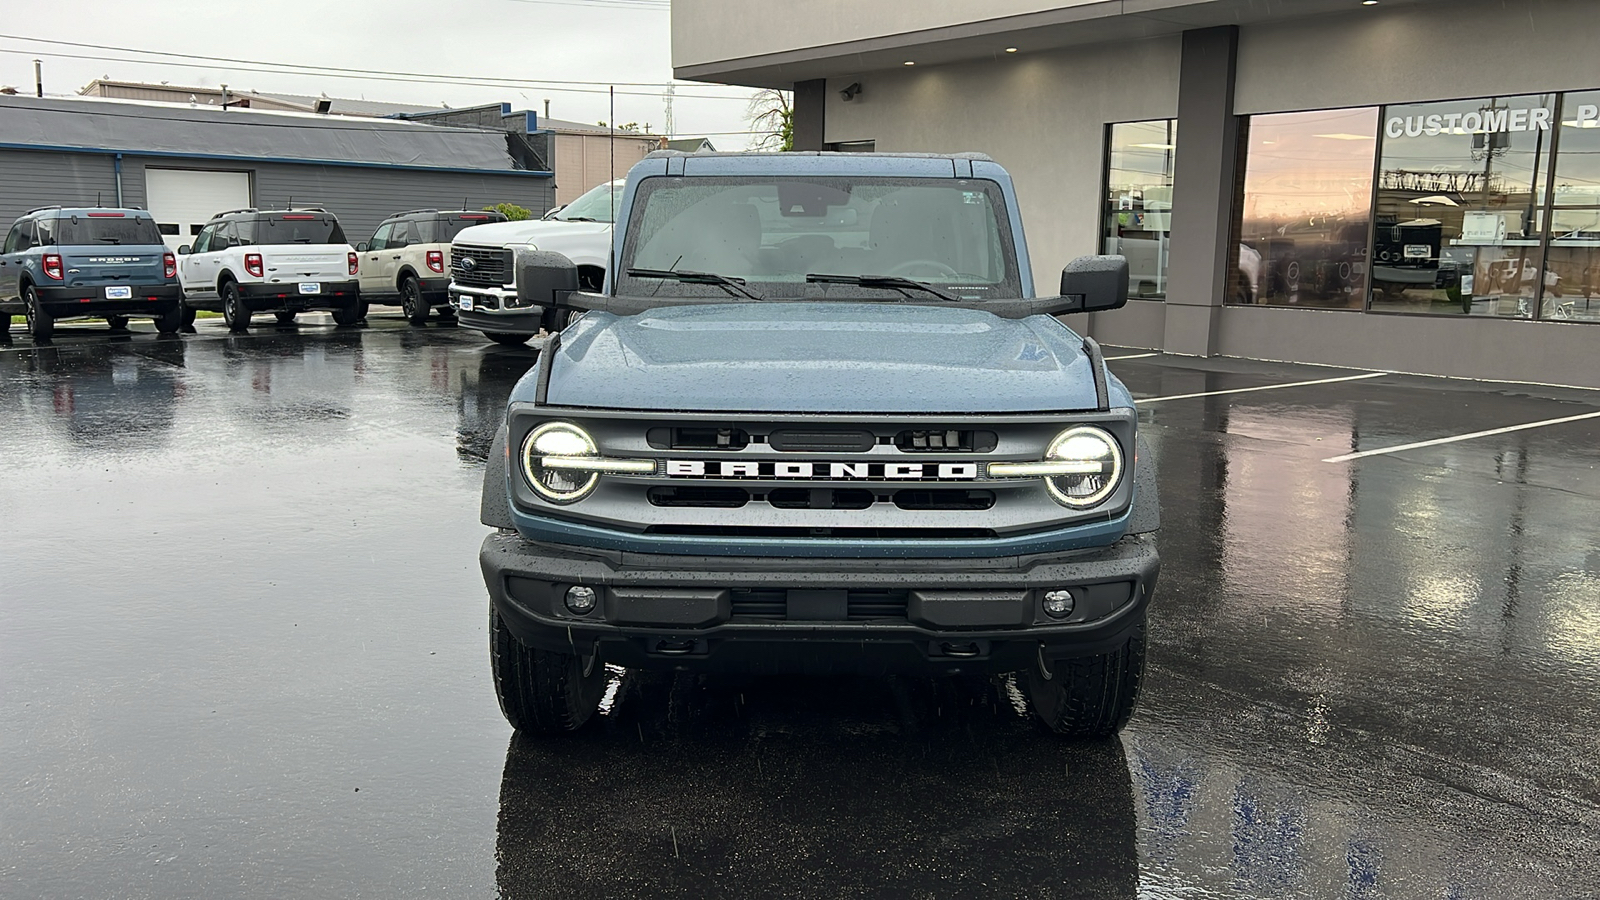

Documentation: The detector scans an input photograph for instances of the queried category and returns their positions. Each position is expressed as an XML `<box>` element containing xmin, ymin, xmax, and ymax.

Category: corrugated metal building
<box><xmin>0</xmin><ymin>95</ymin><xmax>554</xmax><ymax>251</ymax></box>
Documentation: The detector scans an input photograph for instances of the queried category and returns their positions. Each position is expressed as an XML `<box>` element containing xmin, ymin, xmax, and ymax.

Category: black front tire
<box><xmin>485</xmin><ymin>331</ymin><xmax>531</xmax><ymax>347</ymax></box>
<box><xmin>275</xmin><ymin>310</ymin><xmax>297</xmax><ymax>325</ymax></box>
<box><xmin>400</xmin><ymin>277</ymin><xmax>429</xmax><ymax>325</ymax></box>
<box><xmin>23</xmin><ymin>285</ymin><xmax>52</xmax><ymax>341</ymax></box>
<box><xmin>331</xmin><ymin>301</ymin><xmax>364</xmax><ymax>327</ymax></box>
<box><xmin>106</xmin><ymin>315</ymin><xmax>130</xmax><ymax>331</ymax></box>
<box><xmin>221</xmin><ymin>282</ymin><xmax>250</xmax><ymax>332</ymax></box>
<box><xmin>1023</xmin><ymin>613</ymin><xmax>1147</xmax><ymax>739</ymax></box>
<box><xmin>179</xmin><ymin>299</ymin><xmax>197</xmax><ymax>327</ymax></box>
<box><xmin>540</xmin><ymin>306</ymin><xmax>571</xmax><ymax>334</ymax></box>
<box><xmin>490</xmin><ymin>607</ymin><xmax>605</xmax><ymax>734</ymax></box>
<box><xmin>155</xmin><ymin>303</ymin><xmax>182</xmax><ymax>335</ymax></box>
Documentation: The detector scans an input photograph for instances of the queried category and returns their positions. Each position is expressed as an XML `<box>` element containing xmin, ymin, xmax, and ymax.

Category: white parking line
<box><xmin>1104</xmin><ymin>352</ymin><xmax>1160</xmax><ymax>360</ymax></box>
<box><xmin>1323</xmin><ymin>410</ymin><xmax>1600</xmax><ymax>462</ymax></box>
<box><xmin>1140</xmin><ymin>371</ymin><xmax>1387</xmax><ymax>404</ymax></box>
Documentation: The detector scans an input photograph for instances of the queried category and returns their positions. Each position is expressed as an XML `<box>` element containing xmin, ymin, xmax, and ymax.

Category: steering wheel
<box><xmin>886</xmin><ymin>259</ymin><xmax>961</xmax><ymax>279</ymax></box>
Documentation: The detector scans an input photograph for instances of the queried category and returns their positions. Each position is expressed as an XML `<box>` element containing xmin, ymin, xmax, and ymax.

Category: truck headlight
<box><xmin>522</xmin><ymin>422</ymin><xmax>600</xmax><ymax>503</ymax></box>
<box><xmin>989</xmin><ymin>426</ymin><xmax>1123</xmax><ymax>508</ymax></box>
<box><xmin>1041</xmin><ymin>426</ymin><xmax>1122</xmax><ymax>508</ymax></box>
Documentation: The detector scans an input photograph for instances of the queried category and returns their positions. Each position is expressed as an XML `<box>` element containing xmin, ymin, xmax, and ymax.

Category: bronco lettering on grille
<box><xmin>665</xmin><ymin>460</ymin><xmax>980</xmax><ymax>480</ymax></box>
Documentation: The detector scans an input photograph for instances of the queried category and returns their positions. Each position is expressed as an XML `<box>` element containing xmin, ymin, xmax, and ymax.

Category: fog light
<box><xmin>1042</xmin><ymin>590</ymin><xmax>1075</xmax><ymax>619</ymax></box>
<box><xmin>564</xmin><ymin>585</ymin><xmax>597</xmax><ymax>615</ymax></box>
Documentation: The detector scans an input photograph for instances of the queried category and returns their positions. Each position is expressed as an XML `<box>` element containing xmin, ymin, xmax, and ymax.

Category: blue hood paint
<box><xmin>536</xmin><ymin>302</ymin><xmax>1109</xmax><ymax>414</ymax></box>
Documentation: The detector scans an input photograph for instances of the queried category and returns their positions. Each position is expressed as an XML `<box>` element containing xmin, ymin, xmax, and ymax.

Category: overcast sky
<box><xmin>0</xmin><ymin>0</ymin><xmax>765</xmax><ymax>147</ymax></box>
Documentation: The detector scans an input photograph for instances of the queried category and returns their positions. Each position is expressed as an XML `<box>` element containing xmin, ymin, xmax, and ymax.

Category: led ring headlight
<box><xmin>521</xmin><ymin>422</ymin><xmax>601</xmax><ymax>503</ymax></box>
<box><xmin>1000</xmin><ymin>425</ymin><xmax>1123</xmax><ymax>508</ymax></box>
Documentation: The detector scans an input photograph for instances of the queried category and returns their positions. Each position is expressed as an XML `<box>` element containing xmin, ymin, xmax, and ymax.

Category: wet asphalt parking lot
<box><xmin>3</xmin><ymin>313</ymin><xmax>1599</xmax><ymax>899</ymax></box>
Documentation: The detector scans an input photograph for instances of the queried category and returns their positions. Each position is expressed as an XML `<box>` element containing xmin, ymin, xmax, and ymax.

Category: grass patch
<box><xmin>8</xmin><ymin>311</ymin><xmax>221</xmax><ymax>325</ymax></box>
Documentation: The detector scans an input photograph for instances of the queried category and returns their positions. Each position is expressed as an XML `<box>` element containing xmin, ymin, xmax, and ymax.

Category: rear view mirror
<box><xmin>356</xmin><ymin>242</ymin><xmax>370</xmax><ymax>253</ymax></box>
<box><xmin>1058</xmin><ymin>255</ymin><xmax>1129</xmax><ymax>313</ymax></box>
<box><xmin>177</xmin><ymin>245</ymin><xmax>191</xmax><ymax>255</ymax></box>
<box><xmin>516</xmin><ymin>250</ymin><xmax>580</xmax><ymax>307</ymax></box>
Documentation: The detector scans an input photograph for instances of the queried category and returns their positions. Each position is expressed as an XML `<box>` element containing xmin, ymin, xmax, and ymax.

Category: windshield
<box><xmin>615</xmin><ymin>175</ymin><xmax>1019</xmax><ymax>300</ymax></box>
<box><xmin>53</xmin><ymin>214</ymin><xmax>164</xmax><ymax>246</ymax></box>
<box><xmin>259</xmin><ymin>214</ymin><xmax>346</xmax><ymax>244</ymax></box>
<box><xmin>552</xmin><ymin>180</ymin><xmax>625</xmax><ymax>223</ymax></box>
<box><xmin>433</xmin><ymin>212</ymin><xmax>507</xmax><ymax>242</ymax></box>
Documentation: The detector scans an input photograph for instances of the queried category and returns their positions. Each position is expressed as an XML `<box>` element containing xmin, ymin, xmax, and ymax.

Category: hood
<box><xmin>453</xmin><ymin>218</ymin><xmax>611</xmax><ymax>247</ymax></box>
<box><xmin>537</xmin><ymin>302</ymin><xmax>1105</xmax><ymax>414</ymax></box>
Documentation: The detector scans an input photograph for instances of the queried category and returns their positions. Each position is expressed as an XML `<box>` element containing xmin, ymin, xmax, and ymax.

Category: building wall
<box><xmin>673</xmin><ymin>0</ymin><xmax>1119</xmax><ymax>67</ymax></box>
<box><xmin>823</xmin><ymin>35</ymin><xmax>1181</xmax><ymax>297</ymax></box>
<box><xmin>116</xmin><ymin>156</ymin><xmax>554</xmax><ymax>242</ymax></box>
<box><xmin>552</xmin><ymin>132</ymin><xmax>659</xmax><ymax>205</ymax></box>
<box><xmin>1234</xmin><ymin>0</ymin><xmax>1600</xmax><ymax>115</ymax></box>
<box><xmin>0</xmin><ymin>149</ymin><xmax>120</xmax><ymax>220</ymax></box>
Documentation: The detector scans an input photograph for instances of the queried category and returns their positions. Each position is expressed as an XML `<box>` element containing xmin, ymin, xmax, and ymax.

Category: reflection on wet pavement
<box><xmin>2</xmin><ymin>321</ymin><xmax>1597</xmax><ymax>898</ymax></box>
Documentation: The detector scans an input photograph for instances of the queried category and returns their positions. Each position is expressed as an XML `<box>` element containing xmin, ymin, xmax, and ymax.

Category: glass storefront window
<box><xmin>1371</xmin><ymin>94</ymin><xmax>1557</xmax><ymax>318</ymax></box>
<box><xmin>1542</xmin><ymin>91</ymin><xmax>1600</xmax><ymax>321</ymax></box>
<box><xmin>1103</xmin><ymin>120</ymin><xmax>1176</xmax><ymax>300</ymax></box>
<box><xmin>1230</xmin><ymin>107</ymin><xmax>1378</xmax><ymax>309</ymax></box>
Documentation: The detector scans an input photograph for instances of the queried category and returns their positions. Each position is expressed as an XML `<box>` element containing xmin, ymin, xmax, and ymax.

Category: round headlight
<box><xmin>522</xmin><ymin>422</ymin><xmax>599</xmax><ymax>503</ymax></box>
<box><xmin>1042</xmin><ymin>426</ymin><xmax>1123</xmax><ymax>508</ymax></box>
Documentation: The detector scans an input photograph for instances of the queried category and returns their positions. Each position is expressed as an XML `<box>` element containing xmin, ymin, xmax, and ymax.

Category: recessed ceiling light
<box><xmin>904</xmin><ymin>61</ymin><xmax>916</xmax><ymax>66</ymax></box>
<box><xmin>1362</xmin><ymin>1</ymin><xmax>1378</xmax><ymax>5</ymax></box>
<box><xmin>1004</xmin><ymin>47</ymin><xmax>1018</xmax><ymax>53</ymax></box>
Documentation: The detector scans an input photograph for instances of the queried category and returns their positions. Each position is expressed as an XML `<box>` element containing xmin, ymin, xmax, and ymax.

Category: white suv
<box><xmin>357</xmin><ymin>209</ymin><xmax>508</xmax><ymax>325</ymax></box>
<box><xmin>448</xmin><ymin>180</ymin><xmax>620</xmax><ymax>346</ymax></box>
<box><xmin>177</xmin><ymin>208</ymin><xmax>361</xmax><ymax>332</ymax></box>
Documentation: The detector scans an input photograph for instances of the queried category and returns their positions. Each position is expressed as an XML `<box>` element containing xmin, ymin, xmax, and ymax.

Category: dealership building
<box><xmin>0</xmin><ymin>95</ymin><xmax>555</xmax><ymax>251</ymax></box>
<box><xmin>674</xmin><ymin>0</ymin><xmax>1600</xmax><ymax>388</ymax></box>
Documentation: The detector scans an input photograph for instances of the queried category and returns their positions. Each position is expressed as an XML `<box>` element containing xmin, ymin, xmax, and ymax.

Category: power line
<box><xmin>0</xmin><ymin>33</ymin><xmax>715</xmax><ymax>92</ymax></box>
<box><xmin>0</xmin><ymin>47</ymin><xmax>751</xmax><ymax>103</ymax></box>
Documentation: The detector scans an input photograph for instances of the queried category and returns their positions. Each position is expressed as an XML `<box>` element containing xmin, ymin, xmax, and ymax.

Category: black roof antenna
<box><xmin>96</xmin><ymin>191</ymin><xmax>102</xmax><ymax>207</ymax></box>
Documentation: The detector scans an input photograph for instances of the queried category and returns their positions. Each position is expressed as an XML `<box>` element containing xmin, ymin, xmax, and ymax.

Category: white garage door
<box><xmin>144</xmin><ymin>169</ymin><xmax>252</xmax><ymax>252</ymax></box>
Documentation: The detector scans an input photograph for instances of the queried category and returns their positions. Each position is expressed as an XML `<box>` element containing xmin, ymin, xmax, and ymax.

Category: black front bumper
<box><xmin>238</xmin><ymin>280</ymin><xmax>360</xmax><ymax>312</ymax></box>
<box><xmin>482</xmin><ymin>532</ymin><xmax>1159</xmax><ymax>675</ymax></box>
<box><xmin>35</xmin><ymin>283</ymin><xmax>180</xmax><ymax>317</ymax></box>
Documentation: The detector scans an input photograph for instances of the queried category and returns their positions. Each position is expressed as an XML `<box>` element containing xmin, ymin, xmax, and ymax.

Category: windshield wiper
<box><xmin>627</xmin><ymin>268</ymin><xmax>763</xmax><ymax>301</ymax></box>
<box><xmin>560</xmin><ymin>216</ymin><xmax>599</xmax><ymax>222</ymax></box>
<box><xmin>805</xmin><ymin>273</ymin><xmax>957</xmax><ymax>302</ymax></box>
<box><xmin>97</xmin><ymin>238</ymin><xmax>122</xmax><ymax>244</ymax></box>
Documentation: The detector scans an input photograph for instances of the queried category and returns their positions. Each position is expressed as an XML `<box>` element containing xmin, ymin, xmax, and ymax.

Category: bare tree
<box><xmin>745</xmin><ymin>89</ymin><xmax>794</xmax><ymax>151</ymax></box>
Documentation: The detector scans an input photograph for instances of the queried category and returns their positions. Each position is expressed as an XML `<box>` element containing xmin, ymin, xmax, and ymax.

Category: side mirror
<box><xmin>543</xmin><ymin>205</ymin><xmax>565</xmax><ymax>220</ymax></box>
<box><xmin>177</xmin><ymin>245</ymin><xmax>191</xmax><ymax>255</ymax></box>
<box><xmin>356</xmin><ymin>242</ymin><xmax>370</xmax><ymax>253</ymax></box>
<box><xmin>516</xmin><ymin>250</ymin><xmax>580</xmax><ymax>308</ymax></box>
<box><xmin>1058</xmin><ymin>255</ymin><xmax>1129</xmax><ymax>313</ymax></box>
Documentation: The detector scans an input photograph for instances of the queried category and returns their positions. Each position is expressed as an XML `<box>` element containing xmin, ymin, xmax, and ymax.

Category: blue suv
<box><xmin>0</xmin><ymin>207</ymin><xmax>182</xmax><ymax>341</ymax></box>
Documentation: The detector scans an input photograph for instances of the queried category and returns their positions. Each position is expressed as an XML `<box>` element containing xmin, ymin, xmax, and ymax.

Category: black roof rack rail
<box><xmin>212</xmin><ymin>207</ymin><xmax>259</xmax><ymax>218</ymax></box>
<box><xmin>393</xmin><ymin>208</ymin><xmax>439</xmax><ymax>217</ymax></box>
<box><xmin>24</xmin><ymin>205</ymin><xmax>62</xmax><ymax>215</ymax></box>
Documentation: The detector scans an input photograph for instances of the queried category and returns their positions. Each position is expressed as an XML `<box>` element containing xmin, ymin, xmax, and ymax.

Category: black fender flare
<box><xmin>482</xmin><ymin>423</ymin><xmax>514</xmax><ymax>529</ymax></box>
<box><xmin>1126</xmin><ymin>434</ymin><xmax>1160</xmax><ymax>535</ymax></box>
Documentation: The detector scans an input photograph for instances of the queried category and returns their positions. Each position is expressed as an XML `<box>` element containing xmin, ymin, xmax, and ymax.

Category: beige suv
<box><xmin>358</xmin><ymin>209</ymin><xmax>507</xmax><ymax>324</ymax></box>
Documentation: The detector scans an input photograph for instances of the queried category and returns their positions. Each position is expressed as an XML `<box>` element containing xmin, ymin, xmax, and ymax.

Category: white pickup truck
<box><xmin>448</xmin><ymin>180</ymin><xmax>620</xmax><ymax>346</ymax></box>
<box><xmin>177</xmin><ymin>208</ymin><xmax>362</xmax><ymax>331</ymax></box>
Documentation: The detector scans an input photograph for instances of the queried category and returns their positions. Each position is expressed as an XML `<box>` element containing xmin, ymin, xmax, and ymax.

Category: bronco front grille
<box><xmin>729</xmin><ymin>588</ymin><xmax>909</xmax><ymax>620</ymax></box>
<box><xmin>451</xmin><ymin>244</ymin><xmax>510</xmax><ymax>287</ymax></box>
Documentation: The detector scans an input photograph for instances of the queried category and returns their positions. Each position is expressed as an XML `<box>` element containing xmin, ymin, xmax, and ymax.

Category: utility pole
<box><xmin>544</xmin><ymin>98</ymin><xmax>550</xmax><ymax>121</ymax></box>
<box><xmin>34</xmin><ymin>59</ymin><xmax>42</xmax><ymax>97</ymax></box>
<box><xmin>662</xmin><ymin>83</ymin><xmax>676</xmax><ymax>139</ymax></box>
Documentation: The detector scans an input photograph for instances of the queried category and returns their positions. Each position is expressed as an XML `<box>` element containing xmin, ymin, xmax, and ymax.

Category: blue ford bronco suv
<box><xmin>1</xmin><ymin>207</ymin><xmax>181</xmax><ymax>341</ymax></box>
<box><xmin>480</xmin><ymin>151</ymin><xmax>1159</xmax><ymax>737</ymax></box>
